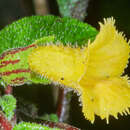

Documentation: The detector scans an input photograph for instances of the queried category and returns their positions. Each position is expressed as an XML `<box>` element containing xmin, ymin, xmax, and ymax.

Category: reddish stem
<box><xmin>0</xmin><ymin>112</ymin><xmax>12</xmax><ymax>130</ymax></box>
<box><xmin>4</xmin><ymin>85</ymin><xmax>12</xmax><ymax>95</ymax></box>
<box><xmin>44</xmin><ymin>121</ymin><xmax>80</xmax><ymax>130</ymax></box>
<box><xmin>56</xmin><ymin>88</ymin><xmax>72</xmax><ymax>122</ymax></box>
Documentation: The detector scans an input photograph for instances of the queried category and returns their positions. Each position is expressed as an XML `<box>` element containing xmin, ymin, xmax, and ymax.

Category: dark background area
<box><xmin>0</xmin><ymin>0</ymin><xmax>130</xmax><ymax>130</ymax></box>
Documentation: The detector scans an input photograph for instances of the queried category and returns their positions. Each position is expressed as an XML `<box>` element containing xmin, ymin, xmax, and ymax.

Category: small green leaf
<box><xmin>0</xmin><ymin>94</ymin><xmax>16</xmax><ymax>120</ymax></box>
<box><xmin>40</xmin><ymin>113</ymin><xmax>59</xmax><ymax>122</ymax></box>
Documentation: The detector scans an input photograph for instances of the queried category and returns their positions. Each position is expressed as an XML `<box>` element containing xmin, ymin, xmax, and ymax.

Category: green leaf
<box><xmin>13</xmin><ymin>122</ymin><xmax>60</xmax><ymax>130</ymax></box>
<box><xmin>0</xmin><ymin>15</ymin><xmax>98</xmax><ymax>54</ymax></box>
<box><xmin>0</xmin><ymin>95</ymin><xmax>16</xmax><ymax>120</ymax></box>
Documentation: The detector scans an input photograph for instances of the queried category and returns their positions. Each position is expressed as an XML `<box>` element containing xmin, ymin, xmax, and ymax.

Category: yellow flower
<box><xmin>28</xmin><ymin>18</ymin><xmax>130</xmax><ymax>123</ymax></box>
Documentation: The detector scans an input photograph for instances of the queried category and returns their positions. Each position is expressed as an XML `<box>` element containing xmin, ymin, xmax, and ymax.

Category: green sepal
<box><xmin>30</xmin><ymin>72</ymin><xmax>50</xmax><ymax>84</ymax></box>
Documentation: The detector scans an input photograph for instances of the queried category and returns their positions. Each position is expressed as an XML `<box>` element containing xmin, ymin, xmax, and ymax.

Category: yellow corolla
<box><xmin>28</xmin><ymin>18</ymin><xmax>130</xmax><ymax>123</ymax></box>
<box><xmin>29</xmin><ymin>45</ymin><xmax>87</xmax><ymax>89</ymax></box>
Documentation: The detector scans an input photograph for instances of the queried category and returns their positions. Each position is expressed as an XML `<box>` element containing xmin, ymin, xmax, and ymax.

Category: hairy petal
<box><xmin>79</xmin><ymin>76</ymin><xmax>130</xmax><ymax>123</ymax></box>
<box><xmin>29</xmin><ymin>45</ymin><xmax>87</xmax><ymax>89</ymax></box>
<box><xmin>85</xmin><ymin>18</ymin><xmax>130</xmax><ymax>78</ymax></box>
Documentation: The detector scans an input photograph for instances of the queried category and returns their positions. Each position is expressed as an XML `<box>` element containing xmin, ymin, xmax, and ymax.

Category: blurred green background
<box><xmin>0</xmin><ymin>0</ymin><xmax>130</xmax><ymax>129</ymax></box>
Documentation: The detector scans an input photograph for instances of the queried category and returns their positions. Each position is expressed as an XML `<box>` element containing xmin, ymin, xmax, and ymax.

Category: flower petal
<box><xmin>29</xmin><ymin>45</ymin><xmax>87</xmax><ymax>89</ymax></box>
<box><xmin>85</xmin><ymin>18</ymin><xmax>129</xmax><ymax>78</ymax></box>
<box><xmin>79</xmin><ymin>76</ymin><xmax>130</xmax><ymax>123</ymax></box>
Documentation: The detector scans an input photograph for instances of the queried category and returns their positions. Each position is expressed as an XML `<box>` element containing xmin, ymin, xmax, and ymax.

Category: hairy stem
<box><xmin>56</xmin><ymin>0</ymin><xmax>89</xmax><ymax>123</ymax></box>
<box><xmin>56</xmin><ymin>88</ymin><xmax>72</xmax><ymax>122</ymax></box>
<box><xmin>0</xmin><ymin>112</ymin><xmax>12</xmax><ymax>130</ymax></box>
<box><xmin>4</xmin><ymin>85</ymin><xmax>12</xmax><ymax>95</ymax></box>
<box><xmin>44</xmin><ymin>121</ymin><xmax>80</xmax><ymax>130</ymax></box>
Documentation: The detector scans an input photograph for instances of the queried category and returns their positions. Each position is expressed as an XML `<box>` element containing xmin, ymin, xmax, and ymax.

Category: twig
<box><xmin>56</xmin><ymin>88</ymin><xmax>72</xmax><ymax>122</ymax></box>
<box><xmin>44</xmin><ymin>121</ymin><xmax>80</xmax><ymax>130</ymax></box>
